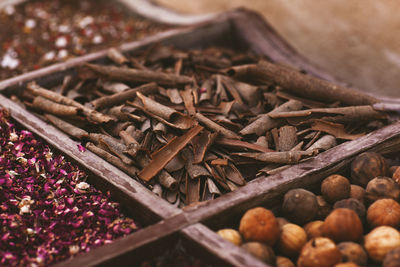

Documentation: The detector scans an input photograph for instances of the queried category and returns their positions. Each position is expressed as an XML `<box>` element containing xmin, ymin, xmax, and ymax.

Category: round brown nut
<box><xmin>217</xmin><ymin>228</ymin><xmax>242</xmax><ymax>246</ymax></box>
<box><xmin>277</xmin><ymin>223</ymin><xmax>307</xmax><ymax>257</ymax></box>
<box><xmin>333</xmin><ymin>198</ymin><xmax>366</xmax><ymax>221</ymax></box>
<box><xmin>282</xmin><ymin>189</ymin><xmax>318</xmax><ymax>225</ymax></box>
<box><xmin>351</xmin><ymin>152</ymin><xmax>388</xmax><ymax>187</ymax></box>
<box><xmin>303</xmin><ymin>220</ymin><xmax>324</xmax><ymax>240</ymax></box>
<box><xmin>349</xmin><ymin>185</ymin><xmax>365</xmax><ymax>204</ymax></box>
<box><xmin>241</xmin><ymin>242</ymin><xmax>275</xmax><ymax>265</ymax></box>
<box><xmin>316</xmin><ymin>195</ymin><xmax>332</xmax><ymax>220</ymax></box>
<box><xmin>322</xmin><ymin>208</ymin><xmax>363</xmax><ymax>243</ymax></box>
<box><xmin>365</xmin><ymin>177</ymin><xmax>400</xmax><ymax>203</ymax></box>
<box><xmin>337</xmin><ymin>241</ymin><xmax>368</xmax><ymax>266</ymax></box>
<box><xmin>276</xmin><ymin>217</ymin><xmax>290</xmax><ymax>229</ymax></box>
<box><xmin>239</xmin><ymin>207</ymin><xmax>280</xmax><ymax>246</ymax></box>
<box><xmin>297</xmin><ymin>237</ymin><xmax>342</xmax><ymax>267</ymax></box>
<box><xmin>321</xmin><ymin>174</ymin><xmax>351</xmax><ymax>204</ymax></box>
<box><xmin>276</xmin><ymin>256</ymin><xmax>295</xmax><ymax>267</ymax></box>
<box><xmin>367</xmin><ymin>198</ymin><xmax>400</xmax><ymax>228</ymax></box>
<box><xmin>391</xmin><ymin>166</ymin><xmax>400</xmax><ymax>185</ymax></box>
<box><xmin>364</xmin><ymin>226</ymin><xmax>400</xmax><ymax>262</ymax></box>
<box><xmin>383</xmin><ymin>247</ymin><xmax>400</xmax><ymax>267</ymax></box>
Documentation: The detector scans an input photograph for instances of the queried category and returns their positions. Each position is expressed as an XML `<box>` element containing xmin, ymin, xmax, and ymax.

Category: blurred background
<box><xmin>154</xmin><ymin>0</ymin><xmax>400</xmax><ymax>98</ymax></box>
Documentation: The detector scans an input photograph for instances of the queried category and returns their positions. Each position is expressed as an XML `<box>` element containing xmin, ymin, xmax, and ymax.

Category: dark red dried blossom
<box><xmin>0</xmin><ymin>109</ymin><xmax>138</xmax><ymax>266</ymax></box>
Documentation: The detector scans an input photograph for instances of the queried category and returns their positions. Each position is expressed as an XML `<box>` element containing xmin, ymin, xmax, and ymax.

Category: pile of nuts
<box><xmin>217</xmin><ymin>151</ymin><xmax>400</xmax><ymax>266</ymax></box>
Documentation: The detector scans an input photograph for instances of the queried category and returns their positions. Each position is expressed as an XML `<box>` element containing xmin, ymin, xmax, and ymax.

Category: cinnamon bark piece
<box><xmin>233</xmin><ymin>150</ymin><xmax>315</xmax><ymax>164</ymax></box>
<box><xmin>32</xmin><ymin>96</ymin><xmax>79</xmax><ymax>117</ymax></box>
<box><xmin>86</xmin><ymin>142</ymin><xmax>138</xmax><ymax>177</ymax></box>
<box><xmin>215</xmin><ymin>137</ymin><xmax>274</xmax><ymax>153</ymax></box>
<box><xmin>195</xmin><ymin>113</ymin><xmax>240</xmax><ymax>139</ymax></box>
<box><xmin>134</xmin><ymin>92</ymin><xmax>195</xmax><ymax>130</ymax></box>
<box><xmin>91</xmin><ymin>82</ymin><xmax>158</xmax><ymax>109</ymax></box>
<box><xmin>240</xmin><ymin>100</ymin><xmax>303</xmax><ymax>136</ymax></box>
<box><xmin>27</xmin><ymin>82</ymin><xmax>114</xmax><ymax>124</ymax></box>
<box><xmin>85</xmin><ymin>63</ymin><xmax>193</xmax><ymax>87</ymax></box>
<box><xmin>138</xmin><ymin>125</ymin><xmax>203</xmax><ymax>182</ymax></box>
<box><xmin>228</xmin><ymin>61</ymin><xmax>379</xmax><ymax>106</ymax></box>
<box><xmin>107</xmin><ymin>48</ymin><xmax>128</xmax><ymax>65</ymax></box>
<box><xmin>44</xmin><ymin>114</ymin><xmax>88</xmax><ymax>140</ymax></box>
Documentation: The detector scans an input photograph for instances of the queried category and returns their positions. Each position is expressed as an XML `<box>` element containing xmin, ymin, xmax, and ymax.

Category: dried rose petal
<box><xmin>0</xmin><ymin>109</ymin><xmax>138</xmax><ymax>266</ymax></box>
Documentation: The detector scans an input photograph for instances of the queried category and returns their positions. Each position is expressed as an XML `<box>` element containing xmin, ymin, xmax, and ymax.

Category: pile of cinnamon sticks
<box><xmin>14</xmin><ymin>44</ymin><xmax>389</xmax><ymax>208</ymax></box>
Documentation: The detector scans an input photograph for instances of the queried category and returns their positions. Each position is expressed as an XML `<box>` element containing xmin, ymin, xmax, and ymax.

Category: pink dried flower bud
<box><xmin>75</xmin><ymin>182</ymin><xmax>90</xmax><ymax>193</ymax></box>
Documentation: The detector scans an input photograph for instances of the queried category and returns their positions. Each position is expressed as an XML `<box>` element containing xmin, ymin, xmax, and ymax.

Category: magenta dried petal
<box><xmin>77</xmin><ymin>144</ymin><xmax>86</xmax><ymax>152</ymax></box>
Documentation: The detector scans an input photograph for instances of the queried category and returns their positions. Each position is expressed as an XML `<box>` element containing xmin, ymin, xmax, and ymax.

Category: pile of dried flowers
<box><xmin>0</xmin><ymin>109</ymin><xmax>138</xmax><ymax>266</ymax></box>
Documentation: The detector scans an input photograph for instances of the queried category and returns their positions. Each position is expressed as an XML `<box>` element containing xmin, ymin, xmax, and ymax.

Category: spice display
<box><xmin>0</xmin><ymin>109</ymin><xmax>138</xmax><ymax>266</ymax></box>
<box><xmin>0</xmin><ymin>0</ymin><xmax>168</xmax><ymax>79</ymax></box>
<box><xmin>9</xmin><ymin>44</ymin><xmax>391</xmax><ymax>208</ymax></box>
<box><xmin>215</xmin><ymin>151</ymin><xmax>400</xmax><ymax>265</ymax></box>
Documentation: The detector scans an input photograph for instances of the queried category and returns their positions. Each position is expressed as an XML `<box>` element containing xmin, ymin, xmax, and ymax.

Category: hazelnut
<box><xmin>241</xmin><ymin>242</ymin><xmax>275</xmax><ymax>265</ymax></box>
<box><xmin>316</xmin><ymin>195</ymin><xmax>332</xmax><ymax>220</ymax></box>
<box><xmin>337</xmin><ymin>242</ymin><xmax>368</xmax><ymax>266</ymax></box>
<box><xmin>282</xmin><ymin>189</ymin><xmax>318</xmax><ymax>225</ymax></box>
<box><xmin>276</xmin><ymin>217</ymin><xmax>290</xmax><ymax>229</ymax></box>
<box><xmin>365</xmin><ymin>177</ymin><xmax>400</xmax><ymax>203</ymax></box>
<box><xmin>304</xmin><ymin>220</ymin><xmax>324</xmax><ymax>240</ymax></box>
<box><xmin>334</xmin><ymin>263</ymin><xmax>359</xmax><ymax>267</ymax></box>
<box><xmin>276</xmin><ymin>256</ymin><xmax>295</xmax><ymax>267</ymax></box>
<box><xmin>367</xmin><ymin>198</ymin><xmax>400</xmax><ymax>228</ymax></box>
<box><xmin>277</xmin><ymin>223</ymin><xmax>307</xmax><ymax>257</ymax></box>
<box><xmin>322</xmin><ymin>208</ymin><xmax>363</xmax><ymax>242</ymax></box>
<box><xmin>351</xmin><ymin>152</ymin><xmax>388</xmax><ymax>187</ymax></box>
<box><xmin>321</xmin><ymin>174</ymin><xmax>351</xmax><ymax>203</ymax></box>
<box><xmin>383</xmin><ymin>247</ymin><xmax>400</xmax><ymax>267</ymax></box>
<box><xmin>389</xmin><ymin>165</ymin><xmax>400</xmax><ymax>176</ymax></box>
<box><xmin>364</xmin><ymin>226</ymin><xmax>400</xmax><ymax>262</ymax></box>
<box><xmin>217</xmin><ymin>228</ymin><xmax>242</xmax><ymax>246</ymax></box>
<box><xmin>333</xmin><ymin>198</ymin><xmax>366</xmax><ymax>221</ymax></box>
<box><xmin>349</xmin><ymin>185</ymin><xmax>365</xmax><ymax>204</ymax></box>
<box><xmin>239</xmin><ymin>207</ymin><xmax>280</xmax><ymax>246</ymax></box>
<box><xmin>297</xmin><ymin>237</ymin><xmax>342</xmax><ymax>267</ymax></box>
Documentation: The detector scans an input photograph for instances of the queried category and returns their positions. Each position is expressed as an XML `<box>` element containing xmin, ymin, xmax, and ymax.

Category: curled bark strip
<box><xmin>192</xmin><ymin>130</ymin><xmax>218</xmax><ymax>164</ymax></box>
<box><xmin>195</xmin><ymin>112</ymin><xmax>240</xmax><ymax>139</ymax></box>
<box><xmin>107</xmin><ymin>48</ymin><xmax>128</xmax><ymax>65</ymax></box>
<box><xmin>157</xmin><ymin>170</ymin><xmax>178</xmax><ymax>191</ymax></box>
<box><xmin>215</xmin><ymin>137</ymin><xmax>274</xmax><ymax>153</ymax></box>
<box><xmin>311</xmin><ymin>120</ymin><xmax>365</xmax><ymax>140</ymax></box>
<box><xmin>228</xmin><ymin>61</ymin><xmax>379</xmax><ymax>106</ymax></box>
<box><xmin>85</xmin><ymin>63</ymin><xmax>193</xmax><ymax>87</ymax></box>
<box><xmin>44</xmin><ymin>114</ymin><xmax>88</xmax><ymax>140</ymax></box>
<box><xmin>306</xmin><ymin>134</ymin><xmax>337</xmax><ymax>152</ymax></box>
<box><xmin>91</xmin><ymin>82</ymin><xmax>158</xmax><ymax>110</ymax></box>
<box><xmin>32</xmin><ymin>96</ymin><xmax>79</xmax><ymax>117</ymax></box>
<box><xmin>86</xmin><ymin>142</ymin><xmax>138</xmax><ymax>177</ymax></box>
<box><xmin>240</xmin><ymin>100</ymin><xmax>303</xmax><ymax>136</ymax></box>
<box><xmin>28</xmin><ymin>82</ymin><xmax>114</xmax><ymax>124</ymax></box>
<box><xmin>233</xmin><ymin>150</ymin><xmax>316</xmax><ymax>164</ymax></box>
<box><xmin>136</xmin><ymin>92</ymin><xmax>195</xmax><ymax>130</ymax></box>
<box><xmin>138</xmin><ymin>125</ymin><xmax>203</xmax><ymax>182</ymax></box>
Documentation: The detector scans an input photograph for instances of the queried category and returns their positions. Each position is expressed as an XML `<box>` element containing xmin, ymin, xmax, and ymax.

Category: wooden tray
<box><xmin>2</xmin><ymin>8</ymin><xmax>399</xmax><ymax>267</ymax></box>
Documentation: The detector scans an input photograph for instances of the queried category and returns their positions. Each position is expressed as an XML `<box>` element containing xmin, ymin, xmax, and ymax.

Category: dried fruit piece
<box><xmin>351</xmin><ymin>152</ymin><xmax>388</xmax><ymax>187</ymax></box>
<box><xmin>297</xmin><ymin>237</ymin><xmax>342</xmax><ymax>267</ymax></box>
<box><xmin>364</xmin><ymin>226</ymin><xmax>400</xmax><ymax>262</ymax></box>
<box><xmin>321</xmin><ymin>174</ymin><xmax>351</xmax><ymax>204</ymax></box>
<box><xmin>322</xmin><ymin>208</ymin><xmax>363</xmax><ymax>242</ymax></box>
<box><xmin>367</xmin><ymin>198</ymin><xmax>400</xmax><ymax>228</ymax></box>
<box><xmin>282</xmin><ymin>189</ymin><xmax>318</xmax><ymax>225</ymax></box>
<box><xmin>217</xmin><ymin>229</ymin><xmax>242</xmax><ymax>246</ymax></box>
<box><xmin>239</xmin><ymin>207</ymin><xmax>280</xmax><ymax>246</ymax></box>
